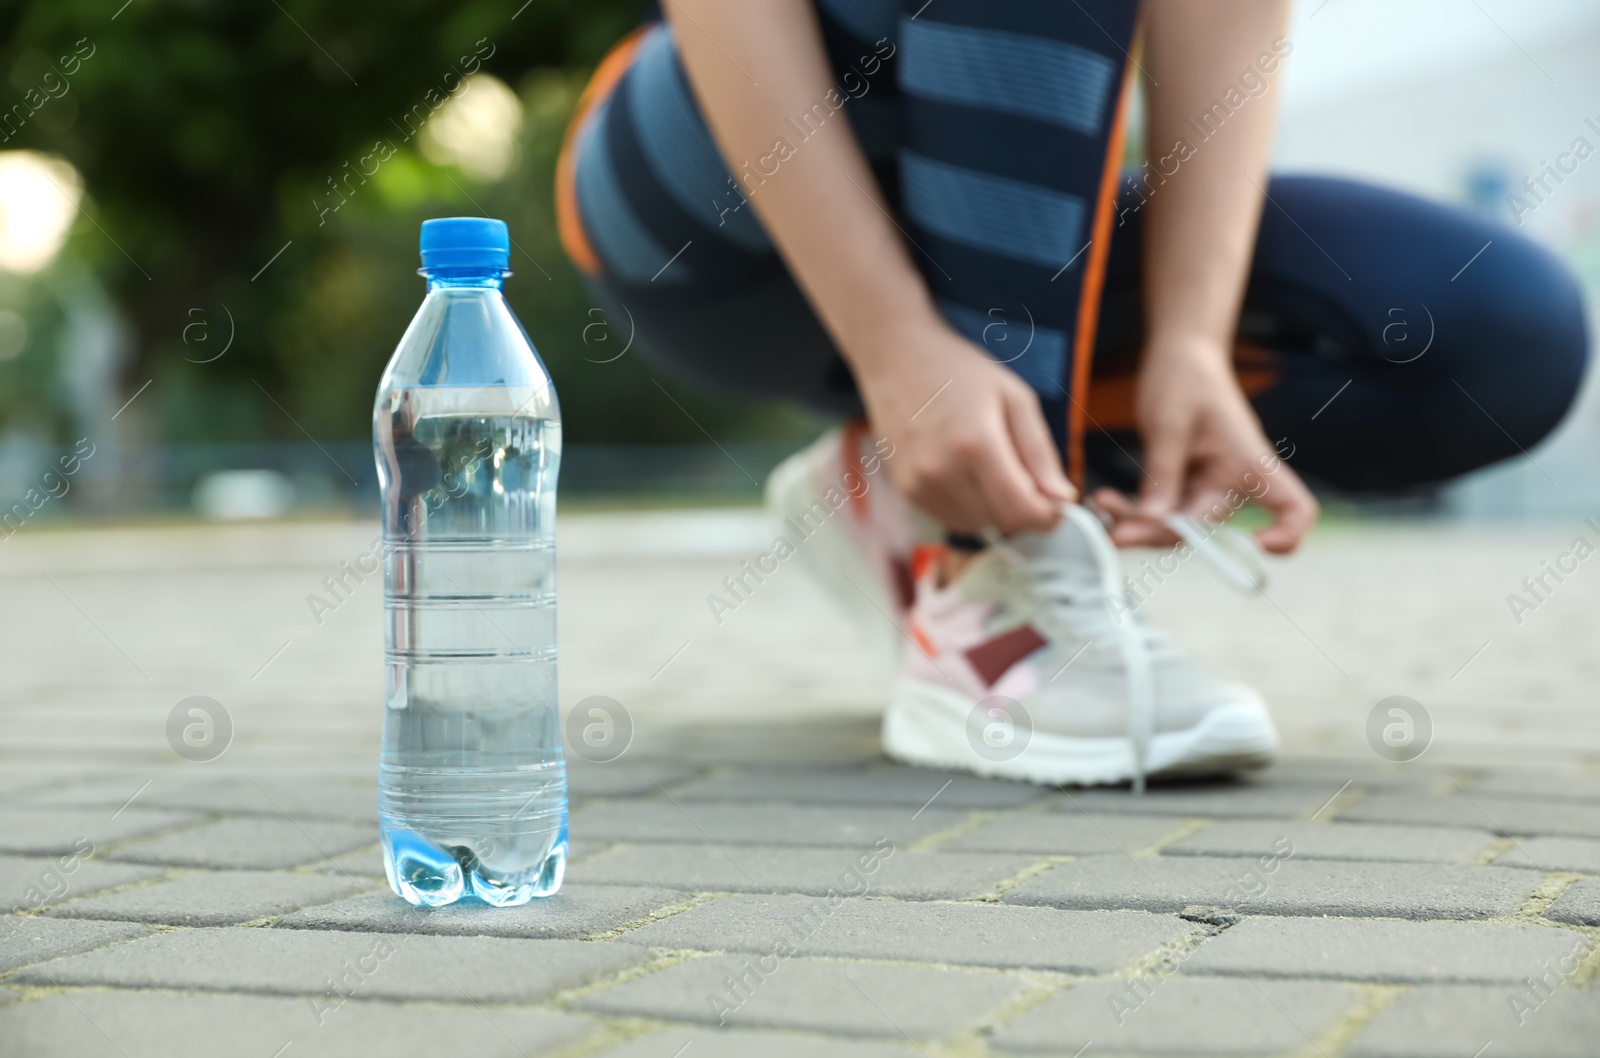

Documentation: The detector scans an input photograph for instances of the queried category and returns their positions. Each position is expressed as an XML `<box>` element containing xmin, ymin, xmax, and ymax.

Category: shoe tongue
<box><xmin>1009</xmin><ymin>514</ymin><xmax>1097</xmax><ymax>564</ymax></box>
<box><xmin>1004</xmin><ymin>514</ymin><xmax>1110</xmax><ymax>600</ymax></box>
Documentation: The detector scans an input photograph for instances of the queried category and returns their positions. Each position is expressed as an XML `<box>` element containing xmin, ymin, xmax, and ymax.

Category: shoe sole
<box><xmin>882</xmin><ymin>678</ymin><xmax>1279</xmax><ymax>787</ymax></box>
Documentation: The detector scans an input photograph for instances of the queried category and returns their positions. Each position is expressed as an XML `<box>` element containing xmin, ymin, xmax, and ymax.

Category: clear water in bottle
<box><xmin>373</xmin><ymin>217</ymin><xmax>566</xmax><ymax>907</ymax></box>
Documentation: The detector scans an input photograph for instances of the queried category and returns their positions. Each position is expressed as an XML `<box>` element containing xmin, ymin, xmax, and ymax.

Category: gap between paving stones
<box><xmin>1132</xmin><ymin>816</ymin><xmax>1212</xmax><ymax>854</ymax></box>
<box><xmin>905</xmin><ymin>809</ymin><xmax>997</xmax><ymax>853</ymax></box>
<box><xmin>941</xmin><ymin>970</ymin><xmax>1082</xmax><ymax>1054</ymax></box>
<box><xmin>1511</xmin><ymin>874</ymin><xmax>1586</xmax><ymax>922</ymax></box>
<box><xmin>579</xmin><ymin>892</ymin><xmax>726</xmax><ymax>943</ymax></box>
<box><xmin>1313</xmin><ymin>781</ymin><xmax>1373</xmax><ymax>821</ymax></box>
<box><xmin>971</xmin><ymin>858</ymin><xmax>1070</xmax><ymax>903</ymax></box>
<box><xmin>31</xmin><ymin>864</ymin><xmax>382</xmax><ymax>928</ymax></box>
<box><xmin>11</xmin><ymin>865</ymin><xmax>183</xmax><ymax>920</ymax></box>
<box><xmin>1311</xmin><ymin>983</ymin><xmax>1411</xmax><ymax>1057</ymax></box>
<box><xmin>10</xmin><ymin>808</ymin><xmax>214</xmax><ymax>863</ymax></box>
<box><xmin>1473</xmin><ymin>836</ymin><xmax>1521</xmax><ymax>866</ymax></box>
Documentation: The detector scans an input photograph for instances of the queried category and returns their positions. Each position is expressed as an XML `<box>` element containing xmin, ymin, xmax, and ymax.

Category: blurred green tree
<box><xmin>0</xmin><ymin>0</ymin><xmax>817</xmax><ymax>449</ymax></box>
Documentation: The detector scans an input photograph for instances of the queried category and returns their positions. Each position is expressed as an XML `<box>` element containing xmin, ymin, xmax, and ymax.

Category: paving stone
<box><xmin>592</xmin><ymin>1028</ymin><xmax>921</xmax><ymax>1058</ymax></box>
<box><xmin>49</xmin><ymin>869</ymin><xmax>375</xmax><ymax>926</ymax></box>
<box><xmin>1056</xmin><ymin>779</ymin><xmax>1354</xmax><ymax>819</ymax></box>
<box><xmin>621</xmin><ymin>893</ymin><xmax>1196</xmax><ymax>972</ymax></box>
<box><xmin>1462</xmin><ymin>771</ymin><xmax>1600</xmax><ymax>803</ymax></box>
<box><xmin>0</xmin><ymin>773</ymin><xmax>56</xmax><ymax>799</ymax></box>
<box><xmin>13</xmin><ymin>927</ymin><xmax>649</xmax><ymax>1003</ymax></box>
<box><xmin>1003</xmin><ymin>854</ymin><xmax>1536</xmax><ymax>919</ymax></box>
<box><xmin>571</xmin><ymin>800</ymin><xmax>967</xmax><ymax>848</ymax></box>
<box><xmin>570</xmin><ymin>842</ymin><xmax>1040</xmax><ymax>900</ymax></box>
<box><xmin>566</xmin><ymin>839</ymin><xmax>607</xmax><ymax>862</ymax></box>
<box><xmin>571</xmin><ymin>954</ymin><xmax>1027</xmax><ymax>1038</ymax></box>
<box><xmin>0</xmin><ymin>806</ymin><xmax>202</xmax><ymax>856</ymax></box>
<box><xmin>25</xmin><ymin>775</ymin><xmax>378</xmax><ymax>821</ymax></box>
<box><xmin>1346</xmin><ymin>982</ymin><xmax>1600</xmax><ymax>1058</ymax></box>
<box><xmin>992</xmin><ymin>976</ymin><xmax>1363</xmax><ymax>1055</ymax></box>
<box><xmin>0</xmin><ymin>916</ymin><xmax>152</xmax><ymax>973</ymax></box>
<box><xmin>671</xmin><ymin>767</ymin><xmax>1047</xmax><ymax>809</ymax></box>
<box><xmin>566</xmin><ymin>758</ymin><xmax>705</xmax><ymax>799</ymax></box>
<box><xmin>941</xmin><ymin>813</ymin><xmax>1190</xmax><ymax>855</ymax></box>
<box><xmin>640</xmin><ymin>715</ymin><xmax>886</xmax><ymax>768</ymax></box>
<box><xmin>1251</xmin><ymin>758</ymin><xmax>1463</xmax><ymax>791</ymax></box>
<box><xmin>0</xmin><ymin>854</ymin><xmax>163</xmax><ymax>914</ymax></box>
<box><xmin>1338</xmin><ymin>791</ymin><xmax>1600</xmax><ymax>839</ymax></box>
<box><xmin>0</xmin><ymin>989</ymin><xmax>598</xmax><ymax>1058</ymax></box>
<box><xmin>1546</xmin><ymin>878</ymin><xmax>1600</xmax><ymax>926</ymax></box>
<box><xmin>1163</xmin><ymin>820</ymin><xmax>1497</xmax><ymax>864</ymax></box>
<box><xmin>106</xmin><ymin>818</ymin><xmax>376</xmax><ymax>870</ymax></box>
<box><xmin>1490</xmin><ymin>836</ymin><xmax>1600</xmax><ymax>873</ymax></box>
<box><xmin>309</xmin><ymin>844</ymin><xmax>385</xmax><ymax>878</ymax></box>
<box><xmin>277</xmin><ymin>884</ymin><xmax>686</xmax><ymax>939</ymax></box>
<box><xmin>1181</xmin><ymin>917</ymin><xmax>1592</xmax><ymax>983</ymax></box>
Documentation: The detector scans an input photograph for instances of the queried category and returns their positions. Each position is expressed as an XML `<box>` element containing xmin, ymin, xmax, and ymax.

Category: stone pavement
<box><xmin>1</xmin><ymin>510</ymin><xmax>1598</xmax><ymax>1057</ymax></box>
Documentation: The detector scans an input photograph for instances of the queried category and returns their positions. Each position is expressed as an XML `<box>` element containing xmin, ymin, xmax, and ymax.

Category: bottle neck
<box><xmin>422</xmin><ymin>269</ymin><xmax>507</xmax><ymax>292</ymax></box>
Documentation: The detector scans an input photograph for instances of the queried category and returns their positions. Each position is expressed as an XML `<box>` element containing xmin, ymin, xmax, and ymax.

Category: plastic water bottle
<box><xmin>373</xmin><ymin>217</ymin><xmax>566</xmax><ymax>907</ymax></box>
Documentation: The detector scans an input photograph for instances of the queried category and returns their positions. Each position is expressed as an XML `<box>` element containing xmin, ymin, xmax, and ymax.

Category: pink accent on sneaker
<box><xmin>902</xmin><ymin>567</ymin><xmax>1044</xmax><ymax>702</ymax></box>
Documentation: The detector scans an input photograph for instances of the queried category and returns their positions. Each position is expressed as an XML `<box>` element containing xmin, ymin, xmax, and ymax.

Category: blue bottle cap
<box><xmin>419</xmin><ymin>217</ymin><xmax>510</xmax><ymax>271</ymax></box>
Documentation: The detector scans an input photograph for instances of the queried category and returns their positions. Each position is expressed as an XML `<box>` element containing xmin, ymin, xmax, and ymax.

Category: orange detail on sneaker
<box><xmin>910</xmin><ymin>544</ymin><xmax>948</xmax><ymax>585</ymax></box>
<box><xmin>762</xmin><ymin>427</ymin><xmax>925</xmax><ymax>661</ymax></box>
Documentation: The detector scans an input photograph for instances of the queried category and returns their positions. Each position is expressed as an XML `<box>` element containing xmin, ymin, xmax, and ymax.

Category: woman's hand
<box><xmin>855</xmin><ymin>316</ymin><xmax>1075</xmax><ymax>536</ymax></box>
<box><xmin>1095</xmin><ymin>335</ymin><xmax>1316</xmax><ymax>554</ymax></box>
<box><xmin>1115</xmin><ymin>2</ymin><xmax>1305</xmax><ymax>551</ymax></box>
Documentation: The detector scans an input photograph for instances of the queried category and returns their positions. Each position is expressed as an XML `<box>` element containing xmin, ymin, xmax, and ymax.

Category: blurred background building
<box><xmin>0</xmin><ymin>0</ymin><xmax>1594</xmax><ymax>523</ymax></box>
<box><xmin>1272</xmin><ymin>0</ymin><xmax>1600</xmax><ymax>518</ymax></box>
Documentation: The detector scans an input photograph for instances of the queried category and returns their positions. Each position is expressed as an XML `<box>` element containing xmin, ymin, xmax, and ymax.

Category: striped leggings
<box><xmin>557</xmin><ymin>1</ymin><xmax>1589</xmax><ymax>494</ymax></box>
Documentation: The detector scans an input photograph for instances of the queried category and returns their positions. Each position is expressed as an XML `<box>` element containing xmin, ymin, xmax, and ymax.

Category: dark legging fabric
<box><xmin>562</xmin><ymin>4</ymin><xmax>1591</xmax><ymax>494</ymax></box>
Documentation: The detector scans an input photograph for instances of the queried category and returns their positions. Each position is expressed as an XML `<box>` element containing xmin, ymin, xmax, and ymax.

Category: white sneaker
<box><xmin>764</xmin><ymin>424</ymin><xmax>926</xmax><ymax>656</ymax></box>
<box><xmin>882</xmin><ymin>506</ymin><xmax>1279</xmax><ymax>789</ymax></box>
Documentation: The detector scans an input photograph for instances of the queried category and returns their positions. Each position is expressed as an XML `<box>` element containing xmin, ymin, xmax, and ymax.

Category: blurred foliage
<box><xmin>0</xmin><ymin>0</ymin><xmax>818</xmax><ymax>446</ymax></box>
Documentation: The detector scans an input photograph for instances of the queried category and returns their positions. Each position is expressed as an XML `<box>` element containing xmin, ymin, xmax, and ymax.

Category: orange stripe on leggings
<box><xmin>555</xmin><ymin>26</ymin><xmax>649</xmax><ymax>278</ymax></box>
<box><xmin>1065</xmin><ymin>64</ymin><xmax>1135</xmax><ymax>489</ymax></box>
<box><xmin>1086</xmin><ymin>342</ymin><xmax>1282</xmax><ymax>431</ymax></box>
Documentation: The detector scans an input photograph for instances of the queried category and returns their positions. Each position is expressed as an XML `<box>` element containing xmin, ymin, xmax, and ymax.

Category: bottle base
<box><xmin>382</xmin><ymin>828</ymin><xmax>567</xmax><ymax>908</ymax></box>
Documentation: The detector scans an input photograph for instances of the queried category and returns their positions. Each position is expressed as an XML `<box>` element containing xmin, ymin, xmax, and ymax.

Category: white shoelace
<box><xmin>1063</xmin><ymin>505</ymin><xmax>1157</xmax><ymax>793</ymax></box>
<box><xmin>1000</xmin><ymin>506</ymin><xmax>1266</xmax><ymax>793</ymax></box>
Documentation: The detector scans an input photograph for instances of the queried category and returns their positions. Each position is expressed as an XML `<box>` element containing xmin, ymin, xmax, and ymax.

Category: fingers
<box><xmin>967</xmin><ymin>418</ymin><xmax>1063</xmax><ymax>535</ymax></box>
<box><xmin>1090</xmin><ymin>487</ymin><xmax>1137</xmax><ymax>522</ymax></box>
<box><xmin>898</xmin><ymin>457</ymin><xmax>990</xmax><ymax>534</ymax></box>
<box><xmin>1093</xmin><ymin>488</ymin><xmax>1180</xmax><ymax>548</ymax></box>
<box><xmin>1109</xmin><ymin>521</ymin><xmax>1182</xmax><ymax>548</ymax></box>
<box><xmin>1251</xmin><ymin>461</ymin><xmax>1319</xmax><ymax>554</ymax></box>
<box><xmin>897</xmin><ymin>382</ymin><xmax>1066</xmax><ymax>536</ymax></box>
<box><xmin>1138</xmin><ymin>416</ymin><xmax>1189</xmax><ymax>521</ymax></box>
<box><xmin>899</xmin><ymin>423</ymin><xmax>1048</xmax><ymax>535</ymax></box>
<box><xmin>1005</xmin><ymin>387</ymin><xmax>1076</xmax><ymax>504</ymax></box>
<box><xmin>1098</xmin><ymin>447</ymin><xmax>1319</xmax><ymax>558</ymax></box>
